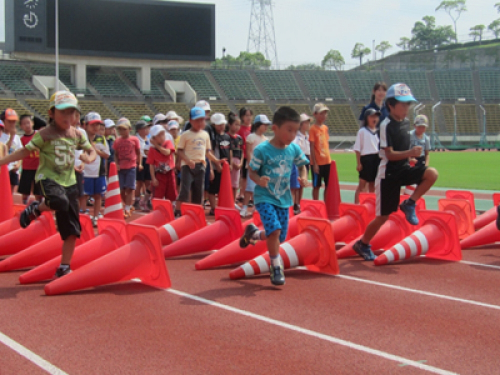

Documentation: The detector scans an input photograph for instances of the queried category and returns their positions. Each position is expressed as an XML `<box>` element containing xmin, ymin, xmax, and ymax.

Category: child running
<box><xmin>353</xmin><ymin>83</ymin><xmax>439</xmax><ymax>260</ymax></box>
<box><xmin>0</xmin><ymin>91</ymin><xmax>96</xmax><ymax>277</ymax></box>
<box><xmin>113</xmin><ymin>118</ymin><xmax>140</xmax><ymax>218</ymax></box>
<box><xmin>134</xmin><ymin>120</ymin><xmax>151</xmax><ymax>212</ymax></box>
<box><xmin>18</xmin><ymin>115</ymin><xmax>42</xmax><ymax>204</ymax></box>
<box><xmin>240</xmin><ymin>114</ymin><xmax>271</xmax><ymax>218</ymax></box>
<box><xmin>239</xmin><ymin>107</ymin><xmax>309</xmax><ymax>286</ymax></box>
<box><xmin>353</xmin><ymin>108</ymin><xmax>381</xmax><ymax>204</ymax></box>
<box><xmin>147</xmin><ymin>125</ymin><xmax>177</xmax><ymax>202</ymax></box>
<box><xmin>227</xmin><ymin>112</ymin><xmax>243</xmax><ymax>203</ymax></box>
<box><xmin>309</xmin><ymin>103</ymin><xmax>331</xmax><ymax>201</ymax></box>
<box><xmin>291</xmin><ymin>113</ymin><xmax>311</xmax><ymax>214</ymax></box>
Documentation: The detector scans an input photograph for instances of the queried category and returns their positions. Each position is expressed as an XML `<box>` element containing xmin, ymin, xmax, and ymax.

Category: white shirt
<box><xmin>246</xmin><ymin>133</ymin><xmax>268</xmax><ymax>158</ymax></box>
<box><xmin>294</xmin><ymin>131</ymin><xmax>310</xmax><ymax>156</ymax></box>
<box><xmin>0</xmin><ymin>133</ymin><xmax>22</xmax><ymax>171</ymax></box>
<box><xmin>137</xmin><ymin>135</ymin><xmax>150</xmax><ymax>159</ymax></box>
<box><xmin>74</xmin><ymin>127</ymin><xmax>88</xmax><ymax>168</ymax></box>
<box><xmin>353</xmin><ymin>127</ymin><xmax>379</xmax><ymax>156</ymax></box>
<box><xmin>83</xmin><ymin>136</ymin><xmax>110</xmax><ymax>178</ymax></box>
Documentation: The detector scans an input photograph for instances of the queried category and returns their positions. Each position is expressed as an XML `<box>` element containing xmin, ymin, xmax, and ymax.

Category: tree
<box><xmin>321</xmin><ymin>50</ymin><xmax>345</xmax><ymax>70</ymax></box>
<box><xmin>489</xmin><ymin>19</ymin><xmax>500</xmax><ymax>38</ymax></box>
<box><xmin>375</xmin><ymin>41</ymin><xmax>392</xmax><ymax>58</ymax></box>
<box><xmin>351</xmin><ymin>43</ymin><xmax>371</xmax><ymax>66</ymax></box>
<box><xmin>496</xmin><ymin>3</ymin><xmax>500</xmax><ymax>12</ymax></box>
<box><xmin>396</xmin><ymin>37</ymin><xmax>411</xmax><ymax>51</ymax></box>
<box><xmin>212</xmin><ymin>51</ymin><xmax>271</xmax><ymax>69</ymax></box>
<box><xmin>410</xmin><ymin>16</ymin><xmax>455</xmax><ymax>50</ymax></box>
<box><xmin>436</xmin><ymin>0</ymin><xmax>467</xmax><ymax>43</ymax></box>
<box><xmin>286</xmin><ymin>63</ymin><xmax>323</xmax><ymax>70</ymax></box>
<box><xmin>469</xmin><ymin>24</ymin><xmax>486</xmax><ymax>42</ymax></box>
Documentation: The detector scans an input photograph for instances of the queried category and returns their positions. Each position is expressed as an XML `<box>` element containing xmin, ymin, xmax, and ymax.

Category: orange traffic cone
<box><xmin>104</xmin><ymin>162</ymin><xmax>124</xmax><ymax>221</ymax></box>
<box><xmin>0</xmin><ymin>212</ymin><xmax>22</xmax><ymax>238</ymax></box>
<box><xmin>446</xmin><ymin>190</ymin><xmax>476</xmax><ymax>219</ymax></box>
<box><xmin>0</xmin><ymin>212</ymin><xmax>56</xmax><ymax>257</ymax></box>
<box><xmin>132</xmin><ymin>199</ymin><xmax>174</xmax><ymax>226</ymax></box>
<box><xmin>330</xmin><ymin>203</ymin><xmax>371</xmax><ymax>243</ymax></box>
<box><xmin>473</xmin><ymin>193</ymin><xmax>500</xmax><ymax>230</ymax></box>
<box><xmin>336</xmin><ymin>211</ymin><xmax>413</xmax><ymax>259</ymax></box>
<box><xmin>20</xmin><ymin>219</ymin><xmax>128</xmax><ymax>284</ymax></box>
<box><xmin>229</xmin><ymin>217</ymin><xmax>338</xmax><ymax>280</ymax></box>
<box><xmin>44</xmin><ymin>224</ymin><xmax>171</xmax><ymax>295</ymax></box>
<box><xmin>164</xmin><ymin>208</ymin><xmax>242</xmax><ymax>258</ymax></box>
<box><xmin>0</xmin><ymin>215</ymin><xmax>94</xmax><ymax>272</ymax></box>
<box><xmin>157</xmin><ymin>203</ymin><xmax>206</xmax><ymax>246</ymax></box>
<box><xmin>403</xmin><ymin>184</ymin><xmax>417</xmax><ymax>196</ymax></box>
<box><xmin>217</xmin><ymin>161</ymin><xmax>234</xmax><ymax>209</ymax></box>
<box><xmin>0</xmin><ymin>165</ymin><xmax>14</xmax><ymax>224</ymax></box>
<box><xmin>374</xmin><ymin>210</ymin><xmax>461</xmax><ymax>265</ymax></box>
<box><xmin>325</xmin><ymin>160</ymin><xmax>341</xmax><ymax>220</ymax></box>
<box><xmin>359</xmin><ymin>193</ymin><xmax>376</xmax><ymax>220</ymax></box>
<box><xmin>195</xmin><ymin>199</ymin><xmax>327</xmax><ymax>271</ymax></box>
<box><xmin>460</xmin><ymin>220</ymin><xmax>500</xmax><ymax>249</ymax></box>
<box><xmin>438</xmin><ymin>199</ymin><xmax>474</xmax><ymax>239</ymax></box>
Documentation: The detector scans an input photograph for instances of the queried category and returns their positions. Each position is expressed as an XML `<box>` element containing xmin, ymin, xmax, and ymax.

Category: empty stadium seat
<box><xmin>434</xmin><ymin>70</ymin><xmax>475</xmax><ymax>100</ymax></box>
<box><xmin>88</xmin><ymin>70</ymin><xmax>136</xmax><ymax>97</ymax></box>
<box><xmin>254</xmin><ymin>71</ymin><xmax>304</xmax><ymax>100</ymax></box>
<box><xmin>0</xmin><ymin>99</ymin><xmax>32</xmax><ymax>117</ymax></box>
<box><xmin>479</xmin><ymin>70</ymin><xmax>500</xmax><ymax>101</ymax></box>
<box><xmin>327</xmin><ymin>105</ymin><xmax>359</xmax><ymax>135</ymax></box>
<box><xmin>211</xmin><ymin>70</ymin><xmax>262</xmax><ymax>100</ymax></box>
<box><xmin>111</xmin><ymin>102</ymin><xmax>154</xmax><ymax>124</ymax></box>
<box><xmin>387</xmin><ymin>71</ymin><xmax>432</xmax><ymax>100</ymax></box>
<box><xmin>299</xmin><ymin>71</ymin><xmax>347</xmax><ymax>100</ymax></box>
<box><xmin>440</xmin><ymin>104</ymin><xmax>479</xmax><ymax>134</ymax></box>
<box><xmin>483</xmin><ymin>104</ymin><xmax>500</xmax><ymax>134</ymax></box>
<box><xmin>343</xmin><ymin>71</ymin><xmax>383</xmax><ymax>101</ymax></box>
<box><xmin>0</xmin><ymin>63</ymin><xmax>37</xmax><ymax>95</ymax></box>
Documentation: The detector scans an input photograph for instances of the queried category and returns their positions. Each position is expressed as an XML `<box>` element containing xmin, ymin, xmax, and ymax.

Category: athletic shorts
<box><xmin>415</xmin><ymin>156</ymin><xmax>426</xmax><ymax>168</ymax></box>
<box><xmin>290</xmin><ymin>165</ymin><xmax>300</xmax><ymax>189</ymax></box>
<box><xmin>84</xmin><ymin>176</ymin><xmax>107</xmax><ymax>196</ymax></box>
<box><xmin>75</xmin><ymin>170</ymin><xmax>85</xmax><ymax>197</ymax></box>
<box><xmin>18</xmin><ymin>169</ymin><xmax>41</xmax><ymax>196</ymax></box>
<box><xmin>359</xmin><ymin>154</ymin><xmax>381</xmax><ymax>183</ymax></box>
<box><xmin>153</xmin><ymin>170</ymin><xmax>177</xmax><ymax>201</ymax></box>
<box><xmin>255</xmin><ymin>202</ymin><xmax>289</xmax><ymax>243</ymax></box>
<box><xmin>230</xmin><ymin>157</ymin><xmax>241</xmax><ymax>189</ymax></box>
<box><xmin>241</xmin><ymin>158</ymin><xmax>248</xmax><ymax>179</ymax></box>
<box><xmin>208</xmin><ymin>170</ymin><xmax>222</xmax><ymax>195</ymax></box>
<box><xmin>39</xmin><ymin>179</ymin><xmax>81</xmax><ymax>240</ymax></box>
<box><xmin>376</xmin><ymin>165</ymin><xmax>427</xmax><ymax>216</ymax></box>
<box><xmin>178</xmin><ymin>164</ymin><xmax>206</xmax><ymax>204</ymax></box>
<box><xmin>118</xmin><ymin>168</ymin><xmax>136</xmax><ymax>190</ymax></box>
<box><xmin>312</xmin><ymin>164</ymin><xmax>330</xmax><ymax>188</ymax></box>
<box><xmin>136</xmin><ymin>158</ymin><xmax>151</xmax><ymax>181</ymax></box>
<box><xmin>9</xmin><ymin>170</ymin><xmax>19</xmax><ymax>186</ymax></box>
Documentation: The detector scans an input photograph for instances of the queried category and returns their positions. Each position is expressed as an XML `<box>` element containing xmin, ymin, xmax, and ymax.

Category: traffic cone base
<box><xmin>300</xmin><ymin>199</ymin><xmax>328</xmax><ymax>221</ymax></box>
<box><xmin>158</xmin><ymin>204</ymin><xmax>206</xmax><ymax>246</ymax></box>
<box><xmin>445</xmin><ymin>190</ymin><xmax>476</xmax><ymax>219</ymax></box>
<box><xmin>473</xmin><ymin>193</ymin><xmax>500</xmax><ymax>230</ymax></box>
<box><xmin>400</xmin><ymin>195</ymin><xmax>426</xmax><ymax>212</ymax></box>
<box><xmin>132</xmin><ymin>199</ymin><xmax>174</xmax><ymax>227</ymax></box>
<box><xmin>325</xmin><ymin>161</ymin><xmax>341</xmax><ymax>220</ymax></box>
<box><xmin>0</xmin><ymin>165</ymin><xmax>14</xmax><ymax>223</ymax></box>
<box><xmin>494</xmin><ymin>193</ymin><xmax>500</xmax><ymax>206</ymax></box>
<box><xmin>298</xmin><ymin>218</ymin><xmax>339</xmax><ymax>274</ymax></box>
<box><xmin>438</xmin><ymin>199</ymin><xmax>474</xmax><ymax>239</ymax></box>
<box><xmin>331</xmin><ymin>203</ymin><xmax>370</xmax><ymax>243</ymax></box>
<box><xmin>0</xmin><ymin>213</ymin><xmax>22</xmax><ymax>238</ymax></box>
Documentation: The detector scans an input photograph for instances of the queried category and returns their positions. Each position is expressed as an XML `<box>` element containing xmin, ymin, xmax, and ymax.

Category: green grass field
<box><xmin>331</xmin><ymin>151</ymin><xmax>499</xmax><ymax>191</ymax></box>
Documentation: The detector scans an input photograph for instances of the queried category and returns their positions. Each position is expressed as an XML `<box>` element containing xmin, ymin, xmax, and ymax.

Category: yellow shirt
<box><xmin>177</xmin><ymin>130</ymin><xmax>211</xmax><ymax>166</ymax></box>
<box><xmin>309</xmin><ymin>124</ymin><xmax>331</xmax><ymax>166</ymax></box>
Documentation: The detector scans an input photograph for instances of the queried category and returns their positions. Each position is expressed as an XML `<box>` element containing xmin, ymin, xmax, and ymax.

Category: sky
<box><xmin>1</xmin><ymin>0</ymin><xmax>499</xmax><ymax>68</ymax></box>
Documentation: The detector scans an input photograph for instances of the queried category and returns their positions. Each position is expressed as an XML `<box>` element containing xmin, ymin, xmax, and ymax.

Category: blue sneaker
<box><xmin>400</xmin><ymin>199</ymin><xmax>419</xmax><ymax>225</ymax></box>
<box><xmin>496</xmin><ymin>205</ymin><xmax>500</xmax><ymax>231</ymax></box>
<box><xmin>269</xmin><ymin>264</ymin><xmax>285</xmax><ymax>286</ymax></box>
<box><xmin>352</xmin><ymin>240</ymin><xmax>376</xmax><ymax>261</ymax></box>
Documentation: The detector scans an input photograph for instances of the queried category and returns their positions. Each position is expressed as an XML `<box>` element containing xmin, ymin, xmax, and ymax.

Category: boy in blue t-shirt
<box><xmin>239</xmin><ymin>107</ymin><xmax>309</xmax><ymax>286</ymax></box>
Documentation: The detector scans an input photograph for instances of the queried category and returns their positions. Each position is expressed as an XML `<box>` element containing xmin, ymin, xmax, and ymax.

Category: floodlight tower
<box><xmin>247</xmin><ymin>0</ymin><xmax>279</xmax><ymax>68</ymax></box>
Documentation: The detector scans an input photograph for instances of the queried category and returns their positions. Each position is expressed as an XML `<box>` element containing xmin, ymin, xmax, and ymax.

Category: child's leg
<box><xmin>61</xmin><ymin>235</ymin><xmax>77</xmax><ymax>265</ymax></box>
<box><xmin>313</xmin><ymin>187</ymin><xmax>320</xmax><ymax>200</ymax></box>
<box><xmin>354</xmin><ymin>179</ymin><xmax>367</xmax><ymax>204</ymax></box>
<box><xmin>368</xmin><ymin>182</ymin><xmax>375</xmax><ymax>193</ymax></box>
<box><xmin>176</xmin><ymin>165</ymin><xmax>193</xmax><ymax>214</ymax></box>
<box><xmin>361</xmin><ymin>215</ymin><xmax>389</xmax><ymax>244</ymax></box>
<box><xmin>409</xmin><ymin>168</ymin><xmax>438</xmax><ymax>202</ymax></box>
<box><xmin>93</xmin><ymin>194</ymin><xmax>101</xmax><ymax>218</ymax></box>
<box><xmin>192</xmin><ymin>164</ymin><xmax>206</xmax><ymax>205</ymax></box>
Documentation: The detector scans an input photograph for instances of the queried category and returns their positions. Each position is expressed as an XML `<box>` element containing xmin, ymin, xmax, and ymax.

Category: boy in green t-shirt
<box><xmin>0</xmin><ymin>91</ymin><xmax>96</xmax><ymax>278</ymax></box>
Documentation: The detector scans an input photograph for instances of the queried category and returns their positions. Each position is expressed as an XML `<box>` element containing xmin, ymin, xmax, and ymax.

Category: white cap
<box><xmin>150</xmin><ymin>124</ymin><xmax>166</xmax><ymax>138</ymax></box>
<box><xmin>167</xmin><ymin>120</ymin><xmax>180</xmax><ymax>130</ymax></box>
<box><xmin>153</xmin><ymin>113</ymin><xmax>168</xmax><ymax>125</ymax></box>
<box><xmin>104</xmin><ymin>119</ymin><xmax>116</xmax><ymax>129</ymax></box>
<box><xmin>210</xmin><ymin>113</ymin><xmax>227</xmax><ymax>126</ymax></box>
<box><xmin>195</xmin><ymin>100</ymin><xmax>211</xmax><ymax>112</ymax></box>
<box><xmin>300</xmin><ymin>113</ymin><xmax>311</xmax><ymax>123</ymax></box>
<box><xmin>166</xmin><ymin>111</ymin><xmax>179</xmax><ymax>120</ymax></box>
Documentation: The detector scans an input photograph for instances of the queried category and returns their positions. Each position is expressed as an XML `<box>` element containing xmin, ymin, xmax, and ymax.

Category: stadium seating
<box><xmin>478</xmin><ymin>70</ymin><xmax>500</xmax><ymax>101</ymax></box>
<box><xmin>286</xmin><ymin>104</ymin><xmax>312</xmax><ymax>117</ymax></box>
<box><xmin>25</xmin><ymin>99</ymin><xmax>50</xmax><ymax>120</ymax></box>
<box><xmin>111</xmin><ymin>102</ymin><xmax>154</xmax><ymax>124</ymax></box>
<box><xmin>211</xmin><ymin>70</ymin><xmax>262</xmax><ymax>100</ymax></box>
<box><xmin>254</xmin><ymin>71</ymin><xmax>304</xmax><ymax>100</ymax></box>
<box><xmin>166</xmin><ymin>71</ymin><xmax>220</xmax><ymax>100</ymax></box>
<box><xmin>209</xmin><ymin>103</ymin><xmax>231</xmax><ymax>115</ymax></box>
<box><xmin>327</xmin><ymin>105</ymin><xmax>359</xmax><ymax>135</ymax></box>
<box><xmin>387</xmin><ymin>71</ymin><xmax>432</xmax><ymax>100</ymax></box>
<box><xmin>343</xmin><ymin>71</ymin><xmax>383</xmax><ymax>101</ymax></box>
<box><xmin>483</xmin><ymin>104</ymin><xmax>500</xmax><ymax>134</ymax></box>
<box><xmin>299</xmin><ymin>71</ymin><xmax>347</xmax><ymax>100</ymax></box>
<box><xmin>440</xmin><ymin>104</ymin><xmax>479</xmax><ymax>134</ymax></box>
<box><xmin>120</xmin><ymin>69</ymin><xmax>166</xmax><ymax>99</ymax></box>
<box><xmin>58</xmin><ymin>66</ymin><xmax>90</xmax><ymax>96</ymax></box>
<box><xmin>0</xmin><ymin>63</ymin><xmax>36</xmax><ymax>95</ymax></box>
<box><xmin>236</xmin><ymin>103</ymin><xmax>274</xmax><ymax>121</ymax></box>
<box><xmin>88</xmin><ymin>70</ymin><xmax>136</xmax><ymax>97</ymax></box>
<box><xmin>434</xmin><ymin>70</ymin><xmax>475</xmax><ymax>100</ymax></box>
<box><xmin>0</xmin><ymin>99</ymin><xmax>32</xmax><ymax>116</ymax></box>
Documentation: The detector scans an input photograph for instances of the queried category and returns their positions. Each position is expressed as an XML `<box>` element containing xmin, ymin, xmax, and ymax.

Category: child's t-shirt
<box><xmin>146</xmin><ymin>140</ymin><xmax>175</xmax><ymax>173</ymax></box>
<box><xmin>249</xmin><ymin>141</ymin><xmax>309</xmax><ymax>208</ymax></box>
<box><xmin>21</xmin><ymin>132</ymin><xmax>40</xmax><ymax>170</ymax></box>
<box><xmin>0</xmin><ymin>133</ymin><xmax>23</xmax><ymax>172</ymax></box>
<box><xmin>25</xmin><ymin>125</ymin><xmax>91</xmax><ymax>187</ymax></box>
<box><xmin>237</xmin><ymin>125</ymin><xmax>252</xmax><ymax>158</ymax></box>
<box><xmin>309</xmin><ymin>124</ymin><xmax>331</xmax><ymax>166</ymax></box>
<box><xmin>246</xmin><ymin>133</ymin><xmax>267</xmax><ymax>158</ymax></box>
<box><xmin>84</xmin><ymin>134</ymin><xmax>110</xmax><ymax>178</ymax></box>
<box><xmin>294</xmin><ymin>131</ymin><xmax>310</xmax><ymax>156</ymax></box>
<box><xmin>212</xmin><ymin>132</ymin><xmax>231</xmax><ymax>161</ymax></box>
<box><xmin>409</xmin><ymin>130</ymin><xmax>430</xmax><ymax>157</ymax></box>
<box><xmin>137</xmin><ymin>134</ymin><xmax>150</xmax><ymax>159</ymax></box>
<box><xmin>353</xmin><ymin>127</ymin><xmax>379</xmax><ymax>156</ymax></box>
<box><xmin>379</xmin><ymin>116</ymin><xmax>411</xmax><ymax>176</ymax></box>
<box><xmin>113</xmin><ymin>136</ymin><xmax>140</xmax><ymax>170</ymax></box>
<box><xmin>229</xmin><ymin>133</ymin><xmax>243</xmax><ymax>160</ymax></box>
<box><xmin>177</xmin><ymin>130</ymin><xmax>211</xmax><ymax>167</ymax></box>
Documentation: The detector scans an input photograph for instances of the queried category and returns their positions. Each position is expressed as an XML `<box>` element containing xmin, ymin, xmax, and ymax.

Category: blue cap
<box><xmin>190</xmin><ymin>107</ymin><xmax>205</xmax><ymax>120</ymax></box>
<box><xmin>253</xmin><ymin>114</ymin><xmax>272</xmax><ymax>125</ymax></box>
<box><xmin>386</xmin><ymin>83</ymin><xmax>417</xmax><ymax>102</ymax></box>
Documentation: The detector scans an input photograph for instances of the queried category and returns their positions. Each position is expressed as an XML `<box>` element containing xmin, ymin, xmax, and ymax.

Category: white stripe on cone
<box><xmin>376</xmin><ymin>229</ymin><xmax>430</xmax><ymax>265</ymax></box>
<box><xmin>404</xmin><ymin>184</ymin><xmax>416</xmax><ymax>195</ymax></box>
<box><xmin>163</xmin><ymin>224</ymin><xmax>179</xmax><ymax>243</ymax></box>
<box><xmin>105</xmin><ymin>188</ymin><xmax>121</xmax><ymax>199</ymax></box>
<box><xmin>108</xmin><ymin>175</ymin><xmax>119</xmax><ymax>184</ymax></box>
<box><xmin>281</xmin><ymin>243</ymin><xmax>299</xmax><ymax>268</ymax></box>
<box><xmin>104</xmin><ymin>203</ymin><xmax>123</xmax><ymax>215</ymax></box>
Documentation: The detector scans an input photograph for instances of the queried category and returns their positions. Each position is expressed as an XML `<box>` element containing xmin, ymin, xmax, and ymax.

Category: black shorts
<box><xmin>208</xmin><ymin>170</ymin><xmax>222</xmax><ymax>195</ymax></box>
<box><xmin>75</xmin><ymin>170</ymin><xmax>85</xmax><ymax>197</ymax></box>
<box><xmin>241</xmin><ymin>158</ymin><xmax>248</xmax><ymax>179</ymax></box>
<box><xmin>359</xmin><ymin>154</ymin><xmax>380</xmax><ymax>182</ymax></box>
<box><xmin>178</xmin><ymin>164</ymin><xmax>206</xmax><ymax>204</ymax></box>
<box><xmin>415</xmin><ymin>156</ymin><xmax>426</xmax><ymax>167</ymax></box>
<box><xmin>136</xmin><ymin>158</ymin><xmax>152</xmax><ymax>181</ymax></box>
<box><xmin>18</xmin><ymin>169</ymin><xmax>41</xmax><ymax>196</ymax></box>
<box><xmin>376</xmin><ymin>165</ymin><xmax>427</xmax><ymax>216</ymax></box>
<box><xmin>9</xmin><ymin>170</ymin><xmax>19</xmax><ymax>186</ymax></box>
<box><xmin>312</xmin><ymin>164</ymin><xmax>331</xmax><ymax>188</ymax></box>
<box><xmin>39</xmin><ymin>179</ymin><xmax>81</xmax><ymax>240</ymax></box>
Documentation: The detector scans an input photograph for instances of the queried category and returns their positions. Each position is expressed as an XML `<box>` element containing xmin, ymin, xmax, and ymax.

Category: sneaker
<box><xmin>20</xmin><ymin>201</ymin><xmax>40</xmax><ymax>229</ymax></box>
<box><xmin>54</xmin><ymin>265</ymin><xmax>71</xmax><ymax>278</ymax></box>
<box><xmin>269</xmin><ymin>264</ymin><xmax>285</xmax><ymax>286</ymax></box>
<box><xmin>174</xmin><ymin>210</ymin><xmax>182</xmax><ymax>218</ymax></box>
<box><xmin>204</xmin><ymin>199</ymin><xmax>210</xmax><ymax>208</ymax></box>
<box><xmin>496</xmin><ymin>205</ymin><xmax>500</xmax><ymax>231</ymax></box>
<box><xmin>234</xmin><ymin>203</ymin><xmax>241</xmax><ymax>211</ymax></box>
<box><xmin>240</xmin><ymin>209</ymin><xmax>249</xmax><ymax>218</ymax></box>
<box><xmin>208</xmin><ymin>208</ymin><xmax>215</xmax><ymax>216</ymax></box>
<box><xmin>84</xmin><ymin>209</ymin><xmax>90</xmax><ymax>215</ymax></box>
<box><xmin>248</xmin><ymin>200</ymin><xmax>254</xmax><ymax>208</ymax></box>
<box><xmin>293</xmin><ymin>203</ymin><xmax>301</xmax><ymax>215</ymax></box>
<box><xmin>87</xmin><ymin>198</ymin><xmax>94</xmax><ymax>207</ymax></box>
<box><xmin>133</xmin><ymin>200</ymin><xmax>140</xmax><ymax>211</ymax></box>
<box><xmin>92</xmin><ymin>216</ymin><xmax>98</xmax><ymax>228</ymax></box>
<box><xmin>352</xmin><ymin>240</ymin><xmax>376</xmax><ymax>261</ymax></box>
<box><xmin>239</xmin><ymin>223</ymin><xmax>259</xmax><ymax>248</ymax></box>
<box><xmin>140</xmin><ymin>201</ymin><xmax>151</xmax><ymax>213</ymax></box>
<box><xmin>399</xmin><ymin>199</ymin><xmax>419</xmax><ymax>226</ymax></box>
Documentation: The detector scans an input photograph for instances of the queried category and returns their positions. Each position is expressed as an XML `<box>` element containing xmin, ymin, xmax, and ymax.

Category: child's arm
<box><xmin>355</xmin><ymin>151</ymin><xmax>362</xmax><ymax>172</ymax></box>
<box><xmin>152</xmin><ymin>143</ymin><xmax>171</xmax><ymax>156</ymax></box>
<box><xmin>177</xmin><ymin>149</ymin><xmax>195</xmax><ymax>169</ymax></box>
<box><xmin>249</xmin><ymin>168</ymin><xmax>270</xmax><ymax>187</ymax></box>
<box><xmin>150</xmin><ymin>164</ymin><xmax>158</xmax><ymax>186</ymax></box>
<box><xmin>0</xmin><ymin>148</ymin><xmax>31</xmax><ymax>166</ymax></box>
<box><xmin>309</xmin><ymin>141</ymin><xmax>319</xmax><ymax>174</ymax></box>
<box><xmin>136</xmin><ymin>147</ymin><xmax>143</xmax><ymax>171</ymax></box>
<box><xmin>206</xmin><ymin>149</ymin><xmax>221</xmax><ymax>167</ymax></box>
<box><xmin>93</xmin><ymin>143</ymin><xmax>109</xmax><ymax>160</ymax></box>
<box><xmin>79</xmin><ymin>147</ymin><xmax>97</xmax><ymax>164</ymax></box>
<box><xmin>298</xmin><ymin>165</ymin><xmax>309</xmax><ymax>187</ymax></box>
<box><xmin>384</xmin><ymin>146</ymin><xmax>422</xmax><ymax>161</ymax></box>
<box><xmin>424</xmin><ymin>150</ymin><xmax>430</xmax><ymax>166</ymax></box>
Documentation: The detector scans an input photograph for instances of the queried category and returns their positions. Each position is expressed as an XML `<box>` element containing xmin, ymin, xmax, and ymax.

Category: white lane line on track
<box><xmin>460</xmin><ymin>260</ymin><xmax>500</xmax><ymax>270</ymax></box>
<box><xmin>0</xmin><ymin>331</ymin><xmax>68</xmax><ymax>375</ymax></box>
<box><xmin>166</xmin><ymin>288</ymin><xmax>458</xmax><ymax>375</ymax></box>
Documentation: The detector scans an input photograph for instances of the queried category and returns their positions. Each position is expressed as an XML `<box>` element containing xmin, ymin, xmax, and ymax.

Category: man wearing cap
<box><xmin>353</xmin><ymin>83</ymin><xmax>439</xmax><ymax>261</ymax></box>
<box><xmin>0</xmin><ymin>108</ymin><xmax>22</xmax><ymax>192</ymax></box>
<box><xmin>410</xmin><ymin>115</ymin><xmax>431</xmax><ymax>168</ymax></box>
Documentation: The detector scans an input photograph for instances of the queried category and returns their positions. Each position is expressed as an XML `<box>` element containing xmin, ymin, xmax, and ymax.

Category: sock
<box><xmin>58</xmin><ymin>264</ymin><xmax>70</xmax><ymax>270</ymax></box>
<box><xmin>125</xmin><ymin>205</ymin><xmax>131</xmax><ymax>211</ymax></box>
<box><xmin>251</xmin><ymin>230</ymin><xmax>262</xmax><ymax>241</ymax></box>
<box><xmin>270</xmin><ymin>255</ymin><xmax>281</xmax><ymax>267</ymax></box>
<box><xmin>408</xmin><ymin>198</ymin><xmax>416</xmax><ymax>205</ymax></box>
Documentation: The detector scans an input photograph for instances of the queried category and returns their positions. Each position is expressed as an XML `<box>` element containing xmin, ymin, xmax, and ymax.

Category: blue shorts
<box><xmin>290</xmin><ymin>165</ymin><xmax>300</xmax><ymax>189</ymax></box>
<box><xmin>255</xmin><ymin>202</ymin><xmax>289</xmax><ymax>243</ymax></box>
<box><xmin>84</xmin><ymin>176</ymin><xmax>107</xmax><ymax>196</ymax></box>
<box><xmin>118</xmin><ymin>168</ymin><xmax>136</xmax><ymax>190</ymax></box>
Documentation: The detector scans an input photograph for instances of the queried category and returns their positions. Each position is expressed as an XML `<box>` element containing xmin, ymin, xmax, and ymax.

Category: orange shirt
<box><xmin>309</xmin><ymin>124</ymin><xmax>331</xmax><ymax>166</ymax></box>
